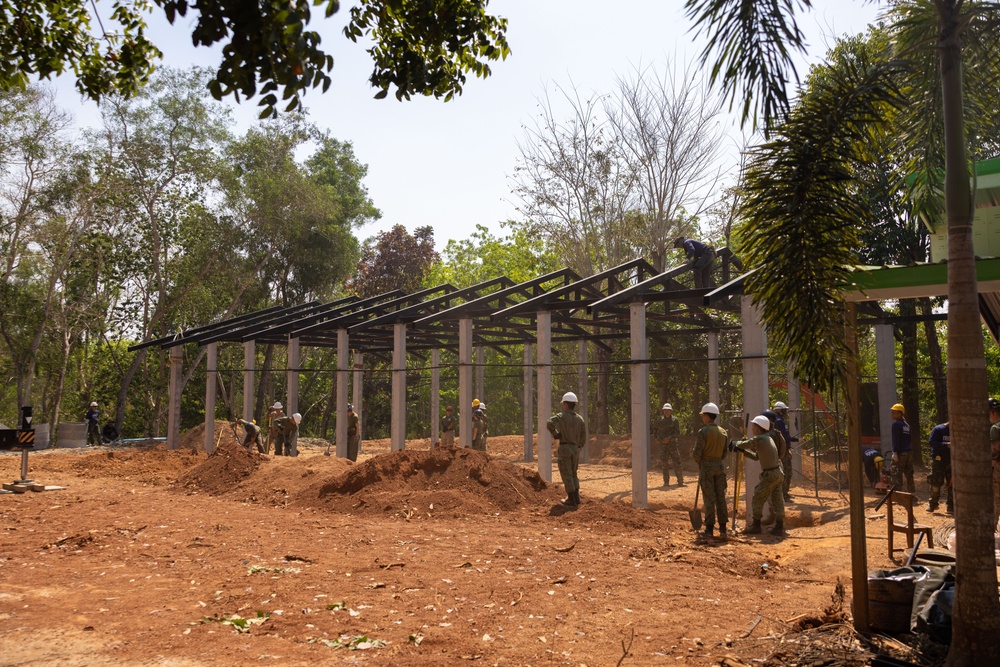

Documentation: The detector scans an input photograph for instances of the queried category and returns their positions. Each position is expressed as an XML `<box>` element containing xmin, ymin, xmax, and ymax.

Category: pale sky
<box><xmin>56</xmin><ymin>1</ymin><xmax>885</xmax><ymax>249</ymax></box>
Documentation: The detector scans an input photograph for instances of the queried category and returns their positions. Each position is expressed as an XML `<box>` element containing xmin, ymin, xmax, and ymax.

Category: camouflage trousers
<box><xmin>558</xmin><ymin>443</ymin><xmax>581</xmax><ymax>494</ymax></box>
<box><xmin>660</xmin><ymin>440</ymin><xmax>682</xmax><ymax>484</ymax></box>
<box><xmin>698</xmin><ymin>460</ymin><xmax>728</xmax><ymax>529</ymax></box>
<box><xmin>752</xmin><ymin>467</ymin><xmax>785</xmax><ymax>521</ymax></box>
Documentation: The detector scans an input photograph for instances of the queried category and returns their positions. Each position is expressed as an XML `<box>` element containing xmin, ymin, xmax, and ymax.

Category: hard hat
<box><xmin>700</xmin><ymin>402</ymin><xmax>719</xmax><ymax>415</ymax></box>
<box><xmin>773</xmin><ymin>401</ymin><xmax>788</xmax><ymax>411</ymax></box>
<box><xmin>751</xmin><ymin>415</ymin><xmax>771</xmax><ymax>431</ymax></box>
<box><xmin>561</xmin><ymin>392</ymin><xmax>578</xmax><ymax>403</ymax></box>
<box><xmin>990</xmin><ymin>397</ymin><xmax>1000</xmax><ymax>412</ymax></box>
<box><xmin>662</xmin><ymin>403</ymin><xmax>672</xmax><ymax>411</ymax></box>
<box><xmin>472</xmin><ymin>398</ymin><xmax>480</xmax><ymax>407</ymax></box>
<box><xmin>252</xmin><ymin>419</ymin><xmax>257</xmax><ymax>425</ymax></box>
<box><xmin>347</xmin><ymin>403</ymin><xmax>354</xmax><ymax>411</ymax></box>
<box><xmin>292</xmin><ymin>413</ymin><xmax>301</xmax><ymax>423</ymax></box>
<box><xmin>761</xmin><ymin>409</ymin><xmax>777</xmax><ymax>425</ymax></box>
<box><xmin>479</xmin><ymin>403</ymin><xmax>486</xmax><ymax>411</ymax></box>
<box><xmin>89</xmin><ymin>401</ymin><xmax>98</xmax><ymax>407</ymax></box>
<box><xmin>891</xmin><ymin>403</ymin><xmax>905</xmax><ymax>413</ymax></box>
<box><xmin>445</xmin><ymin>405</ymin><xmax>453</xmax><ymax>411</ymax></box>
<box><xmin>272</xmin><ymin>402</ymin><xmax>283</xmax><ymax>410</ymax></box>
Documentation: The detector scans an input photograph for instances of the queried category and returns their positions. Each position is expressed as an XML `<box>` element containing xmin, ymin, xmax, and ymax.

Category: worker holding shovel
<box><xmin>692</xmin><ymin>402</ymin><xmax>728</xmax><ymax>539</ymax></box>
<box><xmin>729</xmin><ymin>415</ymin><xmax>785</xmax><ymax>536</ymax></box>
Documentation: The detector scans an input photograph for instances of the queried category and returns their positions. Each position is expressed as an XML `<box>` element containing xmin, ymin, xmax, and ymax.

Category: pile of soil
<box><xmin>224</xmin><ymin>455</ymin><xmax>355</xmax><ymax>505</ymax></box>
<box><xmin>178</xmin><ymin>421</ymin><xmax>244</xmax><ymax>452</ymax></box>
<box><xmin>61</xmin><ymin>446</ymin><xmax>205</xmax><ymax>485</ymax></box>
<box><xmin>177</xmin><ymin>440</ymin><xmax>262</xmax><ymax>494</ymax></box>
<box><xmin>294</xmin><ymin>446</ymin><xmax>561</xmax><ymax>517</ymax></box>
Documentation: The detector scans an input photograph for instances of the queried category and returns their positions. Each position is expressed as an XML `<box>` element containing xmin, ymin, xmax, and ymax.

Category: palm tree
<box><xmin>684</xmin><ymin>0</ymin><xmax>1000</xmax><ymax>662</ymax></box>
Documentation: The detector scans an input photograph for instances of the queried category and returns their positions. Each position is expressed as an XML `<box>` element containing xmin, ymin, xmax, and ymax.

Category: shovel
<box><xmin>323</xmin><ymin>439</ymin><xmax>333</xmax><ymax>456</ymax></box>
<box><xmin>689</xmin><ymin>482</ymin><xmax>703</xmax><ymax>530</ymax></box>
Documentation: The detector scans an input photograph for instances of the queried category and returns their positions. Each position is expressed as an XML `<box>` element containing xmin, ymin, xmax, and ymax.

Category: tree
<box><xmin>424</xmin><ymin>224</ymin><xmax>558</xmax><ymax>288</ymax></box>
<box><xmin>350</xmin><ymin>224</ymin><xmax>438</xmax><ymax>298</ymax></box>
<box><xmin>1</xmin><ymin>1</ymin><xmax>510</xmax><ymax>116</ymax></box>
<box><xmin>685</xmin><ymin>0</ymin><xmax>1000</xmax><ymax>660</ymax></box>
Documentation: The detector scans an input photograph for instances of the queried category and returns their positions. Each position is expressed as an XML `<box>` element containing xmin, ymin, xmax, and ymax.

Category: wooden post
<box><xmin>875</xmin><ymin>323</ymin><xmax>896</xmax><ymax>452</ymax></box>
<box><xmin>741</xmin><ymin>296</ymin><xmax>769</xmax><ymax>524</ymax></box>
<box><xmin>353</xmin><ymin>352</ymin><xmax>364</xmax><ymax>453</ymax></box>
<box><xmin>204</xmin><ymin>342</ymin><xmax>217</xmax><ymax>453</ymax></box>
<box><xmin>336</xmin><ymin>329</ymin><xmax>348</xmax><ymax>458</ymax></box>
<box><xmin>459</xmin><ymin>318</ymin><xmax>473</xmax><ymax>448</ymax></box>
<box><xmin>391</xmin><ymin>322</ymin><xmax>406</xmax><ymax>451</ymax></box>
<box><xmin>630</xmin><ymin>302</ymin><xmax>649</xmax><ymax>509</ymax></box>
<box><xmin>537</xmin><ymin>311</ymin><xmax>552</xmax><ymax>483</ymax></box>
<box><xmin>523</xmin><ymin>343</ymin><xmax>533</xmax><ymax>462</ymax></box>
<box><xmin>286</xmin><ymin>335</ymin><xmax>300</xmax><ymax>417</ymax></box>
<box><xmin>578</xmin><ymin>339</ymin><xmax>590</xmax><ymax>464</ymax></box>
<box><xmin>844</xmin><ymin>303</ymin><xmax>870</xmax><ymax>631</ymax></box>
<box><xmin>242</xmin><ymin>340</ymin><xmax>255</xmax><ymax>422</ymax></box>
<box><xmin>431</xmin><ymin>348</ymin><xmax>440</xmax><ymax>446</ymax></box>
<box><xmin>167</xmin><ymin>347</ymin><xmax>183</xmax><ymax>450</ymax></box>
<box><xmin>708</xmin><ymin>330</ymin><xmax>720</xmax><ymax>406</ymax></box>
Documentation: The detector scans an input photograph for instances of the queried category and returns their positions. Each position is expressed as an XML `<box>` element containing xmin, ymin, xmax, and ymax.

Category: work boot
<box><xmin>769</xmin><ymin>520</ymin><xmax>785</xmax><ymax>536</ymax></box>
<box><xmin>718</xmin><ymin>526</ymin><xmax>727</xmax><ymax>539</ymax></box>
<box><xmin>927</xmin><ymin>501</ymin><xmax>939</xmax><ymax>512</ymax></box>
<box><xmin>560</xmin><ymin>495</ymin><xmax>574</xmax><ymax>507</ymax></box>
<box><xmin>702</xmin><ymin>525</ymin><xmax>714</xmax><ymax>538</ymax></box>
<box><xmin>676</xmin><ymin>475</ymin><xmax>685</xmax><ymax>486</ymax></box>
<box><xmin>745</xmin><ymin>519</ymin><xmax>762</xmax><ymax>535</ymax></box>
<box><xmin>573</xmin><ymin>491</ymin><xmax>582</xmax><ymax>506</ymax></box>
<box><xmin>662</xmin><ymin>476</ymin><xmax>670</xmax><ymax>487</ymax></box>
<box><xmin>783</xmin><ymin>494</ymin><xmax>792</xmax><ymax>503</ymax></box>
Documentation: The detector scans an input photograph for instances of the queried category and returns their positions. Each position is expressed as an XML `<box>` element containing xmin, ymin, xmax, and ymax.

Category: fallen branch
<box><xmin>616</xmin><ymin>625</ymin><xmax>635</xmax><ymax>667</ymax></box>
<box><xmin>740</xmin><ymin>614</ymin><xmax>763</xmax><ymax>638</ymax></box>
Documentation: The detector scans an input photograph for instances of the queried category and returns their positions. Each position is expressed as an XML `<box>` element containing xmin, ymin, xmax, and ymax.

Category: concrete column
<box><xmin>787</xmin><ymin>364</ymin><xmax>802</xmax><ymax>482</ymax></box>
<box><xmin>286</xmin><ymin>335</ymin><xmax>300</xmax><ymax>417</ymax></box>
<box><xmin>242</xmin><ymin>340</ymin><xmax>255</xmax><ymax>422</ymax></box>
<box><xmin>204</xmin><ymin>343</ymin><xmax>217</xmax><ymax>453</ymax></box>
<box><xmin>577</xmin><ymin>339</ymin><xmax>590</xmax><ymax>464</ymax></box>
<box><xmin>875</xmin><ymin>324</ymin><xmax>896</xmax><ymax>452</ymax></box>
<box><xmin>523</xmin><ymin>343</ymin><xmax>533</xmax><ymax>462</ymax></box>
<box><xmin>536</xmin><ymin>312</ymin><xmax>553</xmax><ymax>483</ymax></box>
<box><xmin>475</xmin><ymin>345</ymin><xmax>485</xmax><ymax>403</ymax></box>
<box><xmin>630</xmin><ymin>302</ymin><xmax>649</xmax><ymax>509</ymax></box>
<box><xmin>458</xmin><ymin>318</ymin><xmax>473</xmax><ymax>448</ymax></box>
<box><xmin>353</xmin><ymin>352</ymin><xmax>364</xmax><ymax>452</ymax></box>
<box><xmin>431</xmin><ymin>348</ymin><xmax>440</xmax><ymax>445</ymax></box>
<box><xmin>336</xmin><ymin>329</ymin><xmax>349</xmax><ymax>458</ymax></box>
<box><xmin>741</xmin><ymin>296</ymin><xmax>769</xmax><ymax>524</ymax></box>
<box><xmin>708</xmin><ymin>330</ymin><xmax>720</xmax><ymax>406</ymax></box>
<box><xmin>167</xmin><ymin>347</ymin><xmax>183</xmax><ymax>450</ymax></box>
<box><xmin>391</xmin><ymin>322</ymin><xmax>407</xmax><ymax>451</ymax></box>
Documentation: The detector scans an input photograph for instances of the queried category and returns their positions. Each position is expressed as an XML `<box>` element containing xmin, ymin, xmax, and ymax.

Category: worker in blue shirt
<box><xmin>673</xmin><ymin>237</ymin><xmax>717</xmax><ymax>289</ymax></box>
<box><xmin>927</xmin><ymin>422</ymin><xmax>952</xmax><ymax>513</ymax></box>
<box><xmin>890</xmin><ymin>403</ymin><xmax>915</xmax><ymax>493</ymax></box>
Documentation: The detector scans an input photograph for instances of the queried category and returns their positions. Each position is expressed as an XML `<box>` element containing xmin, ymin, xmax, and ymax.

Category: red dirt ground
<box><xmin>0</xmin><ymin>433</ymin><xmax>954</xmax><ymax>666</ymax></box>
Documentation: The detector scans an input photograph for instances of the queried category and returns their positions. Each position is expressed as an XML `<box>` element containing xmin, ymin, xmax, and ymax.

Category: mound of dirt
<box><xmin>294</xmin><ymin>446</ymin><xmax>561</xmax><ymax>517</ymax></box>
<box><xmin>177</xmin><ymin>440</ymin><xmax>262</xmax><ymax>495</ymax></box>
<box><xmin>225</xmin><ymin>455</ymin><xmax>355</xmax><ymax>505</ymax></box>
<box><xmin>179</xmin><ymin>421</ymin><xmax>243</xmax><ymax>452</ymax></box>
<box><xmin>66</xmin><ymin>446</ymin><xmax>206</xmax><ymax>485</ymax></box>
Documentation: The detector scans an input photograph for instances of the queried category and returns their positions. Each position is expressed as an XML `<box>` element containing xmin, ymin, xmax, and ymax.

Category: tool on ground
<box><xmin>904</xmin><ymin>531</ymin><xmax>926</xmax><ymax>567</ymax></box>
<box><xmin>323</xmin><ymin>438</ymin><xmax>333</xmax><ymax>456</ymax></box>
<box><xmin>215</xmin><ymin>427</ymin><xmax>224</xmax><ymax>450</ymax></box>
<box><xmin>689</xmin><ymin>482</ymin><xmax>703</xmax><ymax>530</ymax></box>
<box><xmin>873</xmin><ymin>484</ymin><xmax>898</xmax><ymax>512</ymax></box>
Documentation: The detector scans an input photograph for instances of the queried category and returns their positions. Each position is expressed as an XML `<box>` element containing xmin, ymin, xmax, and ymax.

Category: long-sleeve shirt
<box><xmin>734</xmin><ymin>433</ymin><xmax>780</xmax><ymax>469</ymax></box>
<box><xmin>891</xmin><ymin>418</ymin><xmax>911</xmax><ymax>453</ymax></box>
<box><xmin>680</xmin><ymin>239</ymin><xmax>711</xmax><ymax>260</ymax></box>
<box><xmin>928</xmin><ymin>423</ymin><xmax>950</xmax><ymax>462</ymax></box>
<box><xmin>441</xmin><ymin>414</ymin><xmax>456</xmax><ymax>433</ymax></box>
<box><xmin>692</xmin><ymin>423</ymin><xmax>728</xmax><ymax>463</ymax></box>
<box><xmin>653</xmin><ymin>415</ymin><xmax>681</xmax><ymax>442</ymax></box>
<box><xmin>547</xmin><ymin>410</ymin><xmax>587</xmax><ymax>446</ymax></box>
<box><xmin>85</xmin><ymin>408</ymin><xmax>100</xmax><ymax>425</ymax></box>
<box><xmin>774</xmin><ymin>414</ymin><xmax>794</xmax><ymax>445</ymax></box>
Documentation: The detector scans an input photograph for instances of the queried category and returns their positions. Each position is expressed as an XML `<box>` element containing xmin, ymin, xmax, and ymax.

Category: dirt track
<box><xmin>0</xmin><ymin>431</ymin><xmax>947</xmax><ymax>666</ymax></box>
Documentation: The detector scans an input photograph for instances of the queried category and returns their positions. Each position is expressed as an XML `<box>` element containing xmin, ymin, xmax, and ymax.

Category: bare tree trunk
<box><xmin>937</xmin><ymin>2</ymin><xmax>1000</xmax><ymax>662</ymax></box>
<box><xmin>321</xmin><ymin>376</ymin><xmax>336</xmax><ymax>439</ymax></box>
<box><xmin>898</xmin><ymin>300</ymin><xmax>922</xmax><ymax>464</ymax></box>
<box><xmin>256</xmin><ymin>344</ymin><xmax>274</xmax><ymax>420</ymax></box>
<box><xmin>116</xmin><ymin>349</ymin><xmax>147</xmax><ymax>434</ymax></box>
<box><xmin>919</xmin><ymin>297</ymin><xmax>948</xmax><ymax>422</ymax></box>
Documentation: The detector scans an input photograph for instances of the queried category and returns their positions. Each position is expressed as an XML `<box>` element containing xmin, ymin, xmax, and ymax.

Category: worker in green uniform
<box><xmin>692</xmin><ymin>402</ymin><xmax>728</xmax><ymax>538</ymax></box>
<box><xmin>233</xmin><ymin>418</ymin><xmax>263</xmax><ymax>453</ymax></box>
<box><xmin>547</xmin><ymin>391</ymin><xmax>587</xmax><ymax>507</ymax></box>
<box><xmin>266</xmin><ymin>402</ymin><xmax>285</xmax><ymax>454</ymax></box>
<box><xmin>273</xmin><ymin>412</ymin><xmax>301</xmax><ymax>456</ymax></box>
<box><xmin>654</xmin><ymin>402</ymin><xmax>683</xmax><ymax>486</ymax></box>
<box><xmin>440</xmin><ymin>405</ymin><xmax>455</xmax><ymax>447</ymax></box>
<box><xmin>347</xmin><ymin>403</ymin><xmax>360</xmax><ymax>462</ymax></box>
<box><xmin>471</xmin><ymin>406</ymin><xmax>486</xmax><ymax>451</ymax></box>
<box><xmin>730</xmin><ymin>415</ymin><xmax>785</xmax><ymax>536</ymax></box>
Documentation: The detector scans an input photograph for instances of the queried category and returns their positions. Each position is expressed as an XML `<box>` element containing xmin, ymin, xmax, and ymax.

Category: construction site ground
<box><xmin>0</xmin><ymin>429</ymin><xmax>956</xmax><ymax>666</ymax></box>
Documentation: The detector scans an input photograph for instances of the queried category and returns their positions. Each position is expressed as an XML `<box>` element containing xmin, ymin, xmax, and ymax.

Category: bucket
<box><xmin>905</xmin><ymin>548</ymin><xmax>957</xmax><ymax>568</ymax></box>
<box><xmin>57</xmin><ymin>422</ymin><xmax>88</xmax><ymax>448</ymax></box>
<box><xmin>868</xmin><ymin>566</ymin><xmax>929</xmax><ymax>634</ymax></box>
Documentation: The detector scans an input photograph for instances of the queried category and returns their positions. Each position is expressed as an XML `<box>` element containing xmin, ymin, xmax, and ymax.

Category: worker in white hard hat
<box><xmin>729</xmin><ymin>415</ymin><xmax>786</xmax><ymax>536</ymax></box>
<box><xmin>266</xmin><ymin>402</ymin><xmax>286</xmax><ymax>455</ymax></box>
<box><xmin>273</xmin><ymin>412</ymin><xmax>301</xmax><ymax>456</ymax></box>
<box><xmin>471</xmin><ymin>403</ymin><xmax>487</xmax><ymax>452</ymax></box>
<box><xmin>85</xmin><ymin>401</ymin><xmax>101</xmax><ymax>447</ymax></box>
<box><xmin>653</xmin><ymin>403</ymin><xmax>683</xmax><ymax>486</ymax></box>
<box><xmin>547</xmin><ymin>391</ymin><xmax>587</xmax><ymax>507</ymax></box>
<box><xmin>692</xmin><ymin>402</ymin><xmax>728</xmax><ymax>538</ymax></box>
<box><xmin>772</xmin><ymin>401</ymin><xmax>796</xmax><ymax>501</ymax></box>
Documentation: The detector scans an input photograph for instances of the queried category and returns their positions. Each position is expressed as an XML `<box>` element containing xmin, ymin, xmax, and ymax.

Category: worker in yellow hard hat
<box><xmin>889</xmin><ymin>403</ymin><xmax>914</xmax><ymax>492</ymax></box>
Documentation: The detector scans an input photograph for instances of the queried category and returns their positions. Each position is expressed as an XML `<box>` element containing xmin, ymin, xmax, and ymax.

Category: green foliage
<box><xmin>423</xmin><ymin>224</ymin><xmax>558</xmax><ymax>288</ymax></box>
<box><xmin>350</xmin><ymin>224</ymin><xmax>438</xmax><ymax>297</ymax></box>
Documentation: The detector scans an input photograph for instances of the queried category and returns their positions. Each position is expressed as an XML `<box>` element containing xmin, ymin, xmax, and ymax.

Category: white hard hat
<box><xmin>561</xmin><ymin>392</ymin><xmax>578</xmax><ymax>403</ymax></box>
<box><xmin>292</xmin><ymin>413</ymin><xmax>301</xmax><ymax>423</ymax></box>
<box><xmin>700</xmin><ymin>402</ymin><xmax>719</xmax><ymax>415</ymax></box>
<box><xmin>347</xmin><ymin>403</ymin><xmax>354</xmax><ymax>411</ymax></box>
<box><xmin>773</xmin><ymin>401</ymin><xmax>788</xmax><ymax>410</ymax></box>
<box><xmin>272</xmin><ymin>402</ymin><xmax>283</xmax><ymax>410</ymax></box>
<box><xmin>89</xmin><ymin>401</ymin><xmax>98</xmax><ymax>408</ymax></box>
<box><xmin>752</xmin><ymin>415</ymin><xmax>772</xmax><ymax>431</ymax></box>
<box><xmin>662</xmin><ymin>403</ymin><xmax>672</xmax><ymax>411</ymax></box>
<box><xmin>479</xmin><ymin>403</ymin><xmax>486</xmax><ymax>411</ymax></box>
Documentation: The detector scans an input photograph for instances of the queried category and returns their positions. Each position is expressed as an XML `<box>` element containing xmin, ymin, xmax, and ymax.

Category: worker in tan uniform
<box><xmin>730</xmin><ymin>415</ymin><xmax>785</xmax><ymax>536</ymax></box>
<box><xmin>547</xmin><ymin>391</ymin><xmax>587</xmax><ymax>507</ymax></box>
<box><xmin>692</xmin><ymin>402</ymin><xmax>728</xmax><ymax>538</ymax></box>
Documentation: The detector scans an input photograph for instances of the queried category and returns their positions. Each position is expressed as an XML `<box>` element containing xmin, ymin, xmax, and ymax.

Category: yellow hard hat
<box><xmin>890</xmin><ymin>403</ymin><xmax>905</xmax><ymax>413</ymax></box>
<box><xmin>472</xmin><ymin>398</ymin><xmax>480</xmax><ymax>407</ymax></box>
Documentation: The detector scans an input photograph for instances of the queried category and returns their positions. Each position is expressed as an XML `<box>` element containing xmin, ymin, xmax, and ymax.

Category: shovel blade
<box><xmin>689</xmin><ymin>508</ymin><xmax>703</xmax><ymax>530</ymax></box>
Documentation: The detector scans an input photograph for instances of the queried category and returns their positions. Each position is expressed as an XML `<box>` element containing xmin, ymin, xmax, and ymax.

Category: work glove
<box><xmin>727</xmin><ymin>440</ymin><xmax>736</xmax><ymax>453</ymax></box>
